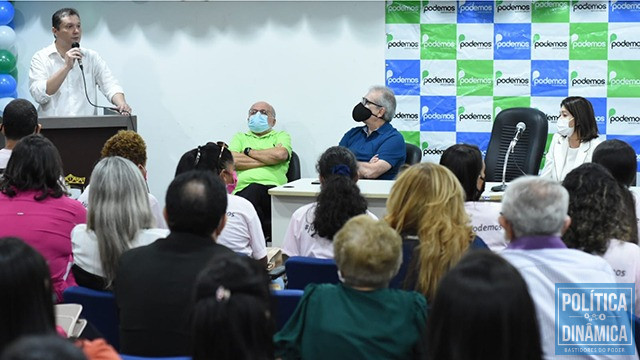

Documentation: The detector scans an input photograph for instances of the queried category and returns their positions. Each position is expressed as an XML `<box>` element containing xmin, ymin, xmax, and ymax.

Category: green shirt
<box><xmin>228</xmin><ymin>130</ymin><xmax>292</xmax><ymax>193</ymax></box>
<box><xmin>274</xmin><ymin>283</ymin><xmax>427</xmax><ymax>360</ymax></box>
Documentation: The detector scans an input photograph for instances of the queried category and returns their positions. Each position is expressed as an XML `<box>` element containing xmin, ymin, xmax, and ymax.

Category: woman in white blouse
<box><xmin>71</xmin><ymin>156</ymin><xmax>169</xmax><ymax>290</ymax></box>
<box><xmin>540</xmin><ymin>96</ymin><xmax>602</xmax><ymax>182</ymax></box>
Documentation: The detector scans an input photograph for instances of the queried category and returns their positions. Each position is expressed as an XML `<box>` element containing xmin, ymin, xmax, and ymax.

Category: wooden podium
<box><xmin>17</xmin><ymin>115</ymin><xmax>137</xmax><ymax>189</ymax></box>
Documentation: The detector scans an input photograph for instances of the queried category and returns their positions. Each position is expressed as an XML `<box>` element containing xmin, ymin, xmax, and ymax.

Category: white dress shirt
<box><xmin>29</xmin><ymin>42</ymin><xmax>124</xmax><ymax>116</ymax></box>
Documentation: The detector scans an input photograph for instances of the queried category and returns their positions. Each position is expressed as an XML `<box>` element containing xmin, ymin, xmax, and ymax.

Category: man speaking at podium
<box><xmin>29</xmin><ymin>8</ymin><xmax>131</xmax><ymax>117</ymax></box>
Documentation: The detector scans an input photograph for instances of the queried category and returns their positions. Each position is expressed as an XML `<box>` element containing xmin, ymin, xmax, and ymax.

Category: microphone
<box><xmin>71</xmin><ymin>42</ymin><xmax>83</xmax><ymax>70</ymax></box>
<box><xmin>491</xmin><ymin>122</ymin><xmax>527</xmax><ymax>192</ymax></box>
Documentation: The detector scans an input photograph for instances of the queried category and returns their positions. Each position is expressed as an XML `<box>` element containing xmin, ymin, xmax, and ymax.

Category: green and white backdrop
<box><xmin>385</xmin><ymin>0</ymin><xmax>640</xmax><ymax>173</ymax></box>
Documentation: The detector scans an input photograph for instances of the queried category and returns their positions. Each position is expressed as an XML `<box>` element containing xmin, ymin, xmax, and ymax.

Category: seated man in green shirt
<box><xmin>229</xmin><ymin>101</ymin><xmax>291</xmax><ymax>242</ymax></box>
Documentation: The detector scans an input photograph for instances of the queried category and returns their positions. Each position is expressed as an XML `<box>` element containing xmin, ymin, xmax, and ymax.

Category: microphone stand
<box><xmin>491</xmin><ymin>132</ymin><xmax>521</xmax><ymax>192</ymax></box>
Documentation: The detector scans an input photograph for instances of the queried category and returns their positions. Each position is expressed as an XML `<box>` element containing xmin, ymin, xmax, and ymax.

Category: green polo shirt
<box><xmin>229</xmin><ymin>130</ymin><xmax>292</xmax><ymax>193</ymax></box>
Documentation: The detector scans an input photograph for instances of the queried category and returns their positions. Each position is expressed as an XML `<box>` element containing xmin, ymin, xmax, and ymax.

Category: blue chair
<box><xmin>120</xmin><ymin>356</ymin><xmax>191</xmax><ymax>360</ymax></box>
<box><xmin>285</xmin><ymin>256</ymin><xmax>339</xmax><ymax>290</ymax></box>
<box><xmin>62</xmin><ymin>286</ymin><xmax>119</xmax><ymax>350</ymax></box>
<box><xmin>635</xmin><ymin>316</ymin><xmax>640</xmax><ymax>354</ymax></box>
<box><xmin>272</xmin><ymin>289</ymin><xmax>304</xmax><ymax>330</ymax></box>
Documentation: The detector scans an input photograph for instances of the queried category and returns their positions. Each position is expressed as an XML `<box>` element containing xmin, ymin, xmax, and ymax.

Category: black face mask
<box><xmin>472</xmin><ymin>178</ymin><xmax>486</xmax><ymax>201</ymax></box>
<box><xmin>352</xmin><ymin>103</ymin><xmax>372</xmax><ymax>122</ymax></box>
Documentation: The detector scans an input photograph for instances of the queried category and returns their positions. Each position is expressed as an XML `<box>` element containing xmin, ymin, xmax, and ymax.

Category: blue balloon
<box><xmin>0</xmin><ymin>74</ymin><xmax>16</xmax><ymax>97</ymax></box>
<box><xmin>0</xmin><ymin>2</ymin><xmax>14</xmax><ymax>26</ymax></box>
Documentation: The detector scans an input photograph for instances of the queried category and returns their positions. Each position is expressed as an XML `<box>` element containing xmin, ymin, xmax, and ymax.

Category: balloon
<box><xmin>0</xmin><ymin>96</ymin><xmax>14</xmax><ymax>114</ymax></box>
<box><xmin>0</xmin><ymin>26</ymin><xmax>15</xmax><ymax>49</ymax></box>
<box><xmin>0</xmin><ymin>49</ymin><xmax>16</xmax><ymax>73</ymax></box>
<box><xmin>0</xmin><ymin>74</ymin><xmax>16</xmax><ymax>97</ymax></box>
<box><xmin>0</xmin><ymin>2</ymin><xmax>14</xmax><ymax>26</ymax></box>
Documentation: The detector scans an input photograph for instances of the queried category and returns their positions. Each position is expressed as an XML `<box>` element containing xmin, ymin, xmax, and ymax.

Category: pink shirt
<box><xmin>0</xmin><ymin>190</ymin><xmax>86</xmax><ymax>301</ymax></box>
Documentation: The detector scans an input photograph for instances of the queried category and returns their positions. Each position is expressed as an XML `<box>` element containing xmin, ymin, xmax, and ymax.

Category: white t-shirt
<box><xmin>71</xmin><ymin>224</ymin><xmax>169</xmax><ymax>277</ymax></box>
<box><xmin>0</xmin><ymin>148</ymin><xmax>11</xmax><ymax>169</ymax></box>
<box><xmin>217</xmin><ymin>194</ymin><xmax>268</xmax><ymax>260</ymax></box>
<box><xmin>282</xmin><ymin>202</ymin><xmax>378</xmax><ymax>259</ymax></box>
<box><xmin>602</xmin><ymin>239</ymin><xmax>640</xmax><ymax>315</ymax></box>
<box><xmin>77</xmin><ymin>184</ymin><xmax>167</xmax><ymax>229</ymax></box>
<box><xmin>464</xmin><ymin>201</ymin><xmax>506</xmax><ymax>251</ymax></box>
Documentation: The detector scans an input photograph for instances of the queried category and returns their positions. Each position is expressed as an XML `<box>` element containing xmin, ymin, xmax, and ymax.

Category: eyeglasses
<box><xmin>249</xmin><ymin>108</ymin><xmax>270</xmax><ymax>116</ymax></box>
<box><xmin>361</xmin><ymin>97</ymin><xmax>383</xmax><ymax>108</ymax></box>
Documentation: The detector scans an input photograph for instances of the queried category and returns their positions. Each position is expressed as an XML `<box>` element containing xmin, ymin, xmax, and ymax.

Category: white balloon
<box><xmin>0</xmin><ymin>96</ymin><xmax>14</xmax><ymax>114</ymax></box>
<box><xmin>0</xmin><ymin>26</ymin><xmax>16</xmax><ymax>49</ymax></box>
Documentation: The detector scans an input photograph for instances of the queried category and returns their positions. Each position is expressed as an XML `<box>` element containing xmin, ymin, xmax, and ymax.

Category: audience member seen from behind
<box><xmin>191</xmin><ymin>256</ymin><xmax>274</xmax><ymax>360</ymax></box>
<box><xmin>0</xmin><ymin>135</ymin><xmax>86</xmax><ymax>301</ymax></box>
<box><xmin>499</xmin><ymin>176</ymin><xmax>635</xmax><ymax>360</ymax></box>
<box><xmin>540</xmin><ymin>96</ymin><xmax>601</xmax><ymax>181</ymax></box>
<box><xmin>440</xmin><ymin>144</ymin><xmax>506</xmax><ymax>251</ymax></box>
<box><xmin>562</xmin><ymin>163</ymin><xmax>640</xmax><ymax>314</ymax></box>
<box><xmin>77</xmin><ymin>130</ymin><xmax>167</xmax><ymax>229</ymax></box>
<box><xmin>1</xmin><ymin>335</ymin><xmax>87</xmax><ymax>360</ymax></box>
<box><xmin>0</xmin><ymin>99</ymin><xmax>40</xmax><ymax>170</ymax></box>
<box><xmin>0</xmin><ymin>238</ymin><xmax>118</xmax><ymax>358</ymax></box>
<box><xmin>175</xmin><ymin>142</ymin><xmax>267</xmax><ymax>265</ymax></box>
<box><xmin>282</xmin><ymin>146</ymin><xmax>374</xmax><ymax>260</ymax></box>
<box><xmin>71</xmin><ymin>157</ymin><xmax>169</xmax><ymax>291</ymax></box>
<box><xmin>384</xmin><ymin>162</ymin><xmax>484</xmax><ymax>299</ymax></box>
<box><xmin>592</xmin><ymin>139</ymin><xmax>639</xmax><ymax>243</ymax></box>
<box><xmin>426</xmin><ymin>251</ymin><xmax>542</xmax><ymax>360</ymax></box>
<box><xmin>275</xmin><ymin>215</ymin><xmax>427</xmax><ymax>360</ymax></box>
<box><xmin>115</xmin><ymin>171</ymin><xmax>237</xmax><ymax>357</ymax></box>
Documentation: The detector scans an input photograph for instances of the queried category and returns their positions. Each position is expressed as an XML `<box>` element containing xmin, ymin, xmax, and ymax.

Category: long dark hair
<box><xmin>0</xmin><ymin>237</ymin><xmax>56</xmax><ymax>352</ymax></box>
<box><xmin>313</xmin><ymin>146</ymin><xmax>367</xmax><ymax>240</ymax></box>
<box><xmin>562</xmin><ymin>163</ymin><xmax>634</xmax><ymax>254</ymax></box>
<box><xmin>0</xmin><ymin>134</ymin><xmax>66</xmax><ymax>200</ymax></box>
<box><xmin>191</xmin><ymin>256</ymin><xmax>274</xmax><ymax>360</ymax></box>
<box><xmin>426</xmin><ymin>251</ymin><xmax>542</xmax><ymax>360</ymax></box>
<box><xmin>440</xmin><ymin>144</ymin><xmax>483</xmax><ymax>201</ymax></box>
<box><xmin>175</xmin><ymin>142</ymin><xmax>233</xmax><ymax>177</ymax></box>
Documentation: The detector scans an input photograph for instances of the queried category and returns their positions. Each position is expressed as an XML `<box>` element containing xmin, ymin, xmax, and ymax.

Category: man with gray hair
<box><xmin>500</xmin><ymin>176</ymin><xmax>637</xmax><ymax>360</ymax></box>
<box><xmin>339</xmin><ymin>86</ymin><xmax>406</xmax><ymax>180</ymax></box>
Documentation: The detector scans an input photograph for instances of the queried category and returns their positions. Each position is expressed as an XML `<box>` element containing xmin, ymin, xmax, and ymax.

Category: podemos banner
<box><xmin>385</xmin><ymin>0</ymin><xmax>640</xmax><ymax>169</ymax></box>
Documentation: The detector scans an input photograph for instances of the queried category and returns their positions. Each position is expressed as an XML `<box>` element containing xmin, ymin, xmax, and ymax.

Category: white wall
<box><xmin>13</xmin><ymin>1</ymin><xmax>385</xmax><ymax>205</ymax></box>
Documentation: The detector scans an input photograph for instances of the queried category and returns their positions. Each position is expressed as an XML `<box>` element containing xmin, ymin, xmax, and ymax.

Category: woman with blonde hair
<box><xmin>385</xmin><ymin>162</ymin><xmax>485</xmax><ymax>299</ymax></box>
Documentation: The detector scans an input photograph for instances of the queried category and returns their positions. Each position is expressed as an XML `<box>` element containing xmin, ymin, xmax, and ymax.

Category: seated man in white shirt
<box><xmin>0</xmin><ymin>99</ymin><xmax>41</xmax><ymax>170</ymax></box>
<box><xmin>29</xmin><ymin>8</ymin><xmax>131</xmax><ymax>116</ymax></box>
<box><xmin>500</xmin><ymin>176</ymin><xmax>638</xmax><ymax>360</ymax></box>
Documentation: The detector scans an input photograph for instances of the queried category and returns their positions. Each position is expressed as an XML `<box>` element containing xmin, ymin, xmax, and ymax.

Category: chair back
<box><xmin>272</xmin><ymin>289</ymin><xmax>304</xmax><ymax>330</ymax></box>
<box><xmin>485</xmin><ymin>107</ymin><xmax>548</xmax><ymax>182</ymax></box>
<box><xmin>405</xmin><ymin>143</ymin><xmax>422</xmax><ymax>165</ymax></box>
<box><xmin>286</xmin><ymin>151</ymin><xmax>301</xmax><ymax>182</ymax></box>
<box><xmin>62</xmin><ymin>286</ymin><xmax>119</xmax><ymax>350</ymax></box>
<box><xmin>285</xmin><ymin>256</ymin><xmax>339</xmax><ymax>290</ymax></box>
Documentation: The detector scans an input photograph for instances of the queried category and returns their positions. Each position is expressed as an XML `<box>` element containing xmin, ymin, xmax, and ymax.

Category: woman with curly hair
<box><xmin>282</xmin><ymin>146</ymin><xmax>374</xmax><ymax>259</ymax></box>
<box><xmin>385</xmin><ymin>162</ymin><xmax>484</xmax><ymax>299</ymax></box>
<box><xmin>562</xmin><ymin>162</ymin><xmax>640</xmax><ymax>313</ymax></box>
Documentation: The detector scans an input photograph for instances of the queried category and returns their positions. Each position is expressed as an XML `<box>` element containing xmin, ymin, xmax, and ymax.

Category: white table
<box><xmin>269</xmin><ymin>178</ymin><xmax>395</xmax><ymax>247</ymax></box>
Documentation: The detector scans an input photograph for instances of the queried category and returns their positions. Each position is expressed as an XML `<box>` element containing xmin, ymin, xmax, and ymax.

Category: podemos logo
<box><xmin>571</xmin><ymin>33</ymin><xmax>606</xmax><ymax>50</ymax></box>
<box><xmin>458</xmin><ymin>70</ymin><xmax>492</xmax><ymax>85</ymax></box>
<box><xmin>610</xmin><ymin>1</ymin><xmax>640</xmax><ymax>11</ymax></box>
<box><xmin>532</xmin><ymin>70</ymin><xmax>567</xmax><ymax>86</ymax></box>
<box><xmin>496</xmin><ymin>1</ymin><xmax>530</xmax><ymax>12</ymax></box>
<box><xmin>422</xmin><ymin>34</ymin><xmax>456</xmax><ymax>49</ymax></box>
<box><xmin>495</xmin><ymin>71</ymin><xmax>529</xmax><ymax>86</ymax></box>
<box><xmin>421</xmin><ymin>105</ymin><xmax>455</xmax><ymax>121</ymax></box>
<box><xmin>422</xmin><ymin>1</ymin><xmax>455</xmax><ymax>13</ymax></box>
<box><xmin>570</xmin><ymin>71</ymin><xmax>605</xmax><ymax>87</ymax></box>
<box><xmin>421</xmin><ymin>141</ymin><xmax>446</xmax><ymax>156</ymax></box>
<box><xmin>458</xmin><ymin>2</ymin><xmax>493</xmax><ymax>13</ymax></box>
<box><xmin>386</xmin><ymin>1</ymin><xmax>420</xmax><ymax>13</ymax></box>
<box><xmin>386</xmin><ymin>69</ymin><xmax>419</xmax><ymax>85</ymax></box>
<box><xmin>609</xmin><ymin>108</ymin><xmax>640</xmax><ymax>124</ymax></box>
<box><xmin>610</xmin><ymin>34</ymin><xmax>640</xmax><ymax>49</ymax></box>
<box><xmin>387</xmin><ymin>34</ymin><xmax>419</xmax><ymax>50</ymax></box>
<box><xmin>422</xmin><ymin>70</ymin><xmax>455</xmax><ymax>85</ymax></box>
<box><xmin>394</xmin><ymin>112</ymin><xmax>419</xmax><ymax>120</ymax></box>
<box><xmin>458</xmin><ymin>34</ymin><xmax>492</xmax><ymax>49</ymax></box>
<box><xmin>458</xmin><ymin>106</ymin><xmax>491</xmax><ymax>122</ymax></box>
<box><xmin>609</xmin><ymin>70</ymin><xmax>640</xmax><ymax>87</ymax></box>
<box><xmin>532</xmin><ymin>34</ymin><xmax>568</xmax><ymax>49</ymax></box>
<box><xmin>495</xmin><ymin>33</ymin><xmax>530</xmax><ymax>50</ymax></box>
<box><xmin>533</xmin><ymin>1</ymin><xmax>568</xmax><ymax>10</ymax></box>
<box><xmin>572</xmin><ymin>2</ymin><xmax>606</xmax><ymax>11</ymax></box>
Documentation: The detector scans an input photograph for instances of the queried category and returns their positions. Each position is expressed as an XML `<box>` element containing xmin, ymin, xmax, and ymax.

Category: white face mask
<box><xmin>557</xmin><ymin>116</ymin><xmax>574</xmax><ymax>137</ymax></box>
